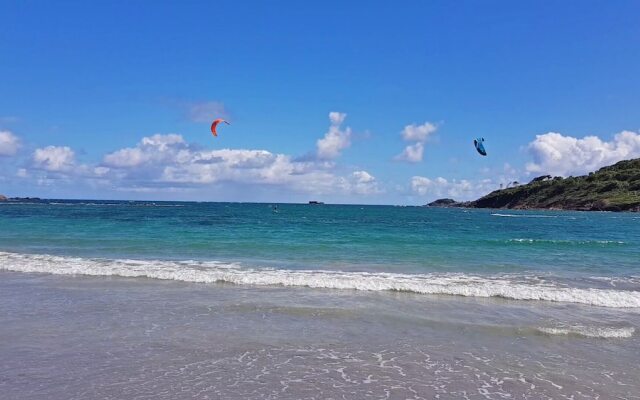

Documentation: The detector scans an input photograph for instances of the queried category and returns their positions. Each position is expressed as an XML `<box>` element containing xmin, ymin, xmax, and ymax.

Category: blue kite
<box><xmin>474</xmin><ymin>137</ymin><xmax>487</xmax><ymax>156</ymax></box>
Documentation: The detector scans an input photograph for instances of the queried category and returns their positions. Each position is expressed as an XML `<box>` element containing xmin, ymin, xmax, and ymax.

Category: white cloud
<box><xmin>395</xmin><ymin>142</ymin><xmax>424</xmax><ymax>163</ymax></box>
<box><xmin>100</xmin><ymin>133</ymin><xmax>376</xmax><ymax>197</ymax></box>
<box><xmin>141</xmin><ymin>133</ymin><xmax>185</xmax><ymax>149</ymax></box>
<box><xmin>32</xmin><ymin>146</ymin><xmax>76</xmax><ymax>172</ymax></box>
<box><xmin>395</xmin><ymin>122</ymin><xmax>438</xmax><ymax>163</ymax></box>
<box><xmin>93</xmin><ymin>166</ymin><xmax>110</xmax><ymax>176</ymax></box>
<box><xmin>160</xmin><ymin>149</ymin><xmax>295</xmax><ymax>185</ymax></box>
<box><xmin>350</xmin><ymin>170</ymin><xmax>380</xmax><ymax>195</ymax></box>
<box><xmin>410</xmin><ymin>176</ymin><xmax>497</xmax><ymax>201</ymax></box>
<box><xmin>103</xmin><ymin>133</ymin><xmax>188</xmax><ymax>168</ymax></box>
<box><xmin>0</xmin><ymin>130</ymin><xmax>20</xmax><ymax>156</ymax></box>
<box><xmin>352</xmin><ymin>170</ymin><xmax>375</xmax><ymax>183</ymax></box>
<box><xmin>316</xmin><ymin>112</ymin><xmax>352</xmax><ymax>159</ymax></box>
<box><xmin>401</xmin><ymin>122</ymin><xmax>437</xmax><ymax>142</ymax></box>
<box><xmin>329</xmin><ymin>111</ymin><xmax>346</xmax><ymax>125</ymax></box>
<box><xmin>103</xmin><ymin>147</ymin><xmax>148</xmax><ymax>168</ymax></box>
<box><xmin>526</xmin><ymin>131</ymin><xmax>640</xmax><ymax>176</ymax></box>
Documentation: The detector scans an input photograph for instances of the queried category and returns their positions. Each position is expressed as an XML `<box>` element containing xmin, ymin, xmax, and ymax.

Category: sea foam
<box><xmin>507</xmin><ymin>238</ymin><xmax>625</xmax><ymax>245</ymax></box>
<box><xmin>1</xmin><ymin>251</ymin><xmax>640</xmax><ymax>308</ymax></box>
<box><xmin>491</xmin><ymin>213</ymin><xmax>559</xmax><ymax>218</ymax></box>
<box><xmin>537</xmin><ymin>325</ymin><xmax>635</xmax><ymax>338</ymax></box>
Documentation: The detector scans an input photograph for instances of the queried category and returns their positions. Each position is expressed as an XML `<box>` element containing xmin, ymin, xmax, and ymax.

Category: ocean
<box><xmin>1</xmin><ymin>200</ymin><xmax>639</xmax><ymax>399</ymax></box>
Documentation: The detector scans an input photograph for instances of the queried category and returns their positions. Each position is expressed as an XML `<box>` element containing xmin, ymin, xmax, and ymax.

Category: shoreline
<box><xmin>2</xmin><ymin>270</ymin><xmax>638</xmax><ymax>399</ymax></box>
<box><xmin>2</xmin><ymin>250</ymin><xmax>640</xmax><ymax>309</ymax></box>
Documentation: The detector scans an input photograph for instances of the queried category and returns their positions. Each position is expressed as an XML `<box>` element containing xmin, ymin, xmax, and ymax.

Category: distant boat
<box><xmin>308</xmin><ymin>201</ymin><xmax>324</xmax><ymax>205</ymax></box>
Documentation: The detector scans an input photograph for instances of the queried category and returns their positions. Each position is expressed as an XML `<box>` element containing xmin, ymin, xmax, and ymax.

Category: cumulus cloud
<box><xmin>329</xmin><ymin>111</ymin><xmax>346</xmax><ymax>125</ymax></box>
<box><xmin>401</xmin><ymin>122</ymin><xmax>437</xmax><ymax>142</ymax></box>
<box><xmin>350</xmin><ymin>170</ymin><xmax>380</xmax><ymax>195</ymax></box>
<box><xmin>0</xmin><ymin>130</ymin><xmax>20</xmax><ymax>156</ymax></box>
<box><xmin>6</xmin><ymin>109</ymin><xmax>382</xmax><ymax>200</ymax></box>
<box><xmin>395</xmin><ymin>142</ymin><xmax>424</xmax><ymax>163</ymax></box>
<box><xmin>410</xmin><ymin>176</ymin><xmax>498</xmax><ymax>201</ymax></box>
<box><xmin>93</xmin><ymin>166</ymin><xmax>110</xmax><ymax>176</ymax></box>
<box><xmin>104</xmin><ymin>134</ymin><xmax>187</xmax><ymax>168</ymax></box>
<box><xmin>32</xmin><ymin>146</ymin><xmax>76</xmax><ymax>172</ymax></box>
<box><xmin>395</xmin><ymin>122</ymin><xmax>438</xmax><ymax>163</ymax></box>
<box><xmin>103</xmin><ymin>147</ymin><xmax>148</xmax><ymax>168</ymax></box>
<box><xmin>526</xmin><ymin>131</ymin><xmax>640</xmax><ymax>177</ymax></box>
<box><xmin>316</xmin><ymin>112</ymin><xmax>352</xmax><ymax>159</ymax></box>
<box><xmin>160</xmin><ymin>149</ymin><xmax>300</xmax><ymax>185</ymax></box>
<box><xmin>101</xmin><ymin>133</ymin><xmax>375</xmax><ymax>197</ymax></box>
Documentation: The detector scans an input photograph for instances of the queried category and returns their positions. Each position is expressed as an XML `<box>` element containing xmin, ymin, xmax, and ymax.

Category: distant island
<box><xmin>0</xmin><ymin>196</ymin><xmax>42</xmax><ymax>202</ymax></box>
<box><xmin>426</xmin><ymin>198</ymin><xmax>460</xmax><ymax>207</ymax></box>
<box><xmin>427</xmin><ymin>158</ymin><xmax>640</xmax><ymax>212</ymax></box>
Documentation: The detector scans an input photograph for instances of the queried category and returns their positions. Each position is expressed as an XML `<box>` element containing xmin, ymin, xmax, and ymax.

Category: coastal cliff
<box><xmin>429</xmin><ymin>158</ymin><xmax>640</xmax><ymax>212</ymax></box>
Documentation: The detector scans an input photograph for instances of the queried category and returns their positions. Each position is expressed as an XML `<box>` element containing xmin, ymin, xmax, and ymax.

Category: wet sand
<box><xmin>1</xmin><ymin>271</ymin><xmax>638</xmax><ymax>399</ymax></box>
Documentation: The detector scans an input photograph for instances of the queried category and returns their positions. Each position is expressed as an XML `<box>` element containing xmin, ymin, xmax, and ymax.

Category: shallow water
<box><xmin>1</xmin><ymin>273</ymin><xmax>638</xmax><ymax>399</ymax></box>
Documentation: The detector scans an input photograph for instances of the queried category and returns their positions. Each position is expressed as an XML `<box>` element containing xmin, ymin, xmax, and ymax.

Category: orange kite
<box><xmin>211</xmin><ymin>118</ymin><xmax>230</xmax><ymax>137</ymax></box>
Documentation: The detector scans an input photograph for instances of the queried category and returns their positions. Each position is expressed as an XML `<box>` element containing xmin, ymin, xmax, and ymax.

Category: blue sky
<box><xmin>1</xmin><ymin>0</ymin><xmax>639</xmax><ymax>203</ymax></box>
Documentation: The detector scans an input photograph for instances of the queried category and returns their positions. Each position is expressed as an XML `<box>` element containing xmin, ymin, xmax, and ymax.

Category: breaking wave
<box><xmin>491</xmin><ymin>213</ymin><xmax>560</xmax><ymax>218</ymax></box>
<box><xmin>537</xmin><ymin>325</ymin><xmax>635</xmax><ymax>339</ymax></box>
<box><xmin>1</xmin><ymin>251</ymin><xmax>640</xmax><ymax>308</ymax></box>
<box><xmin>507</xmin><ymin>239</ymin><xmax>625</xmax><ymax>245</ymax></box>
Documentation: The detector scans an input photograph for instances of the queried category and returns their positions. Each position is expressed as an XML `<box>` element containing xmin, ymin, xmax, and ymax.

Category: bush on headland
<box><xmin>428</xmin><ymin>158</ymin><xmax>640</xmax><ymax>212</ymax></box>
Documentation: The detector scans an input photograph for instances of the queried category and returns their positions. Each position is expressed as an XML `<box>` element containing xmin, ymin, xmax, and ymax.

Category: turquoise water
<box><xmin>1</xmin><ymin>201</ymin><xmax>638</xmax><ymax>274</ymax></box>
<box><xmin>1</xmin><ymin>200</ymin><xmax>639</xmax><ymax>307</ymax></box>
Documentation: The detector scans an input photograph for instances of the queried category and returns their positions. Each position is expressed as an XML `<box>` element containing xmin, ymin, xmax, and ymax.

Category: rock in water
<box><xmin>426</xmin><ymin>198</ymin><xmax>463</xmax><ymax>207</ymax></box>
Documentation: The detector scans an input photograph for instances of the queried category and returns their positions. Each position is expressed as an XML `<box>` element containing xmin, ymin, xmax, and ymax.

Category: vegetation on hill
<box><xmin>468</xmin><ymin>158</ymin><xmax>640</xmax><ymax>211</ymax></box>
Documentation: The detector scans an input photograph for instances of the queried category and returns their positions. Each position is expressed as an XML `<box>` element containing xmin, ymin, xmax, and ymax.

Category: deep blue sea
<box><xmin>1</xmin><ymin>200</ymin><xmax>640</xmax><ymax>398</ymax></box>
